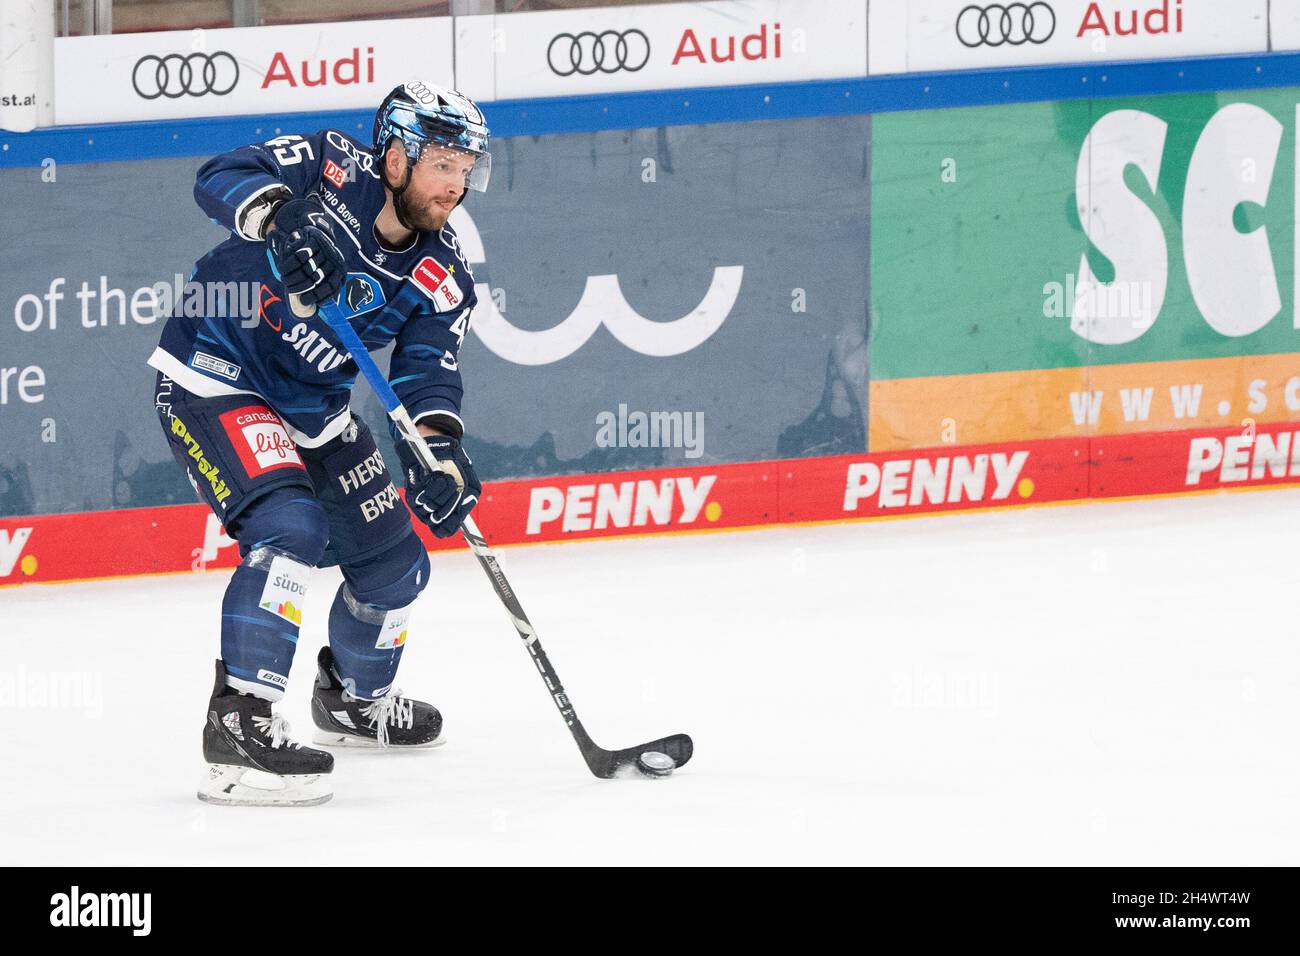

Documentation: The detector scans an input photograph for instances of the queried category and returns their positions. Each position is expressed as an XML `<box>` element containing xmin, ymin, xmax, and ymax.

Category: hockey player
<box><xmin>149</xmin><ymin>81</ymin><xmax>491</xmax><ymax>806</ymax></box>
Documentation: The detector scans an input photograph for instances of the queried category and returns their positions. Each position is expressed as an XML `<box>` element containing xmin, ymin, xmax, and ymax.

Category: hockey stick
<box><xmin>313</xmin><ymin>294</ymin><xmax>693</xmax><ymax>778</ymax></box>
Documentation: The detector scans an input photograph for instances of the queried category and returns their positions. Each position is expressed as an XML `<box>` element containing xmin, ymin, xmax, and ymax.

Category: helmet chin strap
<box><xmin>382</xmin><ymin>147</ymin><xmax>420</xmax><ymax>233</ymax></box>
<box><xmin>393</xmin><ymin>191</ymin><xmax>420</xmax><ymax>232</ymax></box>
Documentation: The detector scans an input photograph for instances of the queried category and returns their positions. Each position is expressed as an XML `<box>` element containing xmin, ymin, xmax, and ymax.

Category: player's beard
<box><xmin>395</xmin><ymin>188</ymin><xmax>456</xmax><ymax>233</ymax></box>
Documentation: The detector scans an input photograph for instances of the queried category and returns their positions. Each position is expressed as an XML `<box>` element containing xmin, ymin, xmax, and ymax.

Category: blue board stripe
<box><xmin>5</xmin><ymin>50</ymin><xmax>1300</xmax><ymax>169</ymax></box>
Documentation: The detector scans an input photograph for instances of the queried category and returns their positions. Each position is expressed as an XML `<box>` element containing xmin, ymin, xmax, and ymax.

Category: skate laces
<box><xmin>251</xmin><ymin>713</ymin><xmax>298</xmax><ymax>750</ymax></box>
<box><xmin>361</xmin><ymin>692</ymin><xmax>414</xmax><ymax>747</ymax></box>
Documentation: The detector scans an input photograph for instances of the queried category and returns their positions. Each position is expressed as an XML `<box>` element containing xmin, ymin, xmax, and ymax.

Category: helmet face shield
<box><xmin>374</xmin><ymin>82</ymin><xmax>492</xmax><ymax>197</ymax></box>
<box><xmin>467</xmin><ymin>150</ymin><xmax>491</xmax><ymax>192</ymax></box>
<box><xmin>418</xmin><ymin>142</ymin><xmax>491</xmax><ymax>193</ymax></box>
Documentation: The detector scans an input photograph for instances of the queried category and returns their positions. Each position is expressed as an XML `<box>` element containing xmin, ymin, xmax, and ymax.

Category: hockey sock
<box><xmin>220</xmin><ymin>546</ymin><xmax>311</xmax><ymax>700</ymax></box>
<box><xmin>326</xmin><ymin>584</ymin><xmax>412</xmax><ymax>700</ymax></box>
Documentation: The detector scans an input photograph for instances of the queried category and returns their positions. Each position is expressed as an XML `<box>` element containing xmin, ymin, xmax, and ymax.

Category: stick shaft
<box><xmin>315</xmin><ymin>297</ymin><xmax>588</xmax><ymax>736</ymax></box>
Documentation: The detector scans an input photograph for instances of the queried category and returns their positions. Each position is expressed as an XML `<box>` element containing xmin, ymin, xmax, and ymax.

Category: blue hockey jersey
<box><xmin>148</xmin><ymin>128</ymin><xmax>475</xmax><ymax>448</ymax></box>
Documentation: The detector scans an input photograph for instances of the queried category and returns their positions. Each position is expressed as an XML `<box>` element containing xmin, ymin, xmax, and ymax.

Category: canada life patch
<box><xmin>219</xmin><ymin>406</ymin><xmax>306</xmax><ymax>478</ymax></box>
<box><xmin>411</xmin><ymin>256</ymin><xmax>463</xmax><ymax>312</ymax></box>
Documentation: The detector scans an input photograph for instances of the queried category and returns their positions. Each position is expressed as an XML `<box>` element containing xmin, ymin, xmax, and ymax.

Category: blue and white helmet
<box><xmin>373</xmin><ymin>80</ymin><xmax>491</xmax><ymax>193</ymax></box>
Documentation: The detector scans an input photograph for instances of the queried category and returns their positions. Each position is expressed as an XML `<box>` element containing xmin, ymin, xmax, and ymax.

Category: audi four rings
<box><xmin>132</xmin><ymin>52</ymin><xmax>239</xmax><ymax>99</ymax></box>
<box><xmin>956</xmin><ymin>3</ymin><xmax>1057</xmax><ymax>48</ymax></box>
<box><xmin>547</xmin><ymin>30</ymin><xmax>651</xmax><ymax>76</ymax></box>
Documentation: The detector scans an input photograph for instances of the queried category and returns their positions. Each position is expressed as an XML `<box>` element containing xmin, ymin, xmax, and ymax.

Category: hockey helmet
<box><xmin>373</xmin><ymin>80</ymin><xmax>491</xmax><ymax>194</ymax></box>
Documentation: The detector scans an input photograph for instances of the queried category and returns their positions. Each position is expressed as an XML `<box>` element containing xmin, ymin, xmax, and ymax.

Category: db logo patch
<box><xmin>323</xmin><ymin>159</ymin><xmax>348</xmax><ymax>187</ymax></box>
<box><xmin>219</xmin><ymin>406</ymin><xmax>306</xmax><ymax>478</ymax></box>
<box><xmin>411</xmin><ymin>256</ymin><xmax>463</xmax><ymax>312</ymax></box>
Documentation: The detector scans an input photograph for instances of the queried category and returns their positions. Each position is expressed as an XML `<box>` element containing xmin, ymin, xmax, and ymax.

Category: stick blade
<box><xmin>584</xmin><ymin>733</ymin><xmax>694</xmax><ymax>779</ymax></box>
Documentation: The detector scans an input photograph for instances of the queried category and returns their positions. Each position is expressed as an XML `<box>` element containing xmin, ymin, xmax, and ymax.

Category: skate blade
<box><xmin>197</xmin><ymin>764</ymin><xmax>333</xmax><ymax>807</ymax></box>
<box><xmin>311</xmin><ymin>730</ymin><xmax>446</xmax><ymax>750</ymax></box>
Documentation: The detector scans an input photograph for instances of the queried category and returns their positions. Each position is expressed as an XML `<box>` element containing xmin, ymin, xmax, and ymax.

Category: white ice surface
<box><xmin>2</xmin><ymin>489</ymin><xmax>1299</xmax><ymax>865</ymax></box>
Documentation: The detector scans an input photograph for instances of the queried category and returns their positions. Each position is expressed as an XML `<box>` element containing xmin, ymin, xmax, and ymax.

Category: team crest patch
<box><xmin>218</xmin><ymin>406</ymin><xmax>305</xmax><ymax>478</ymax></box>
<box><xmin>337</xmin><ymin>273</ymin><xmax>386</xmax><ymax>320</ymax></box>
<box><xmin>411</xmin><ymin>256</ymin><xmax>463</xmax><ymax>312</ymax></box>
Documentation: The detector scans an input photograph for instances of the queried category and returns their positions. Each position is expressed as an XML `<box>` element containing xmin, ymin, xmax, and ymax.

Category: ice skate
<box><xmin>310</xmin><ymin>646</ymin><xmax>444</xmax><ymax>749</ymax></box>
<box><xmin>198</xmin><ymin>660</ymin><xmax>334</xmax><ymax>807</ymax></box>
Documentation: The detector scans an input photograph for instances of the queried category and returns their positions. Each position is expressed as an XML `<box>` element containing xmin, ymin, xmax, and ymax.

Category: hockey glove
<box><xmin>400</xmin><ymin>435</ymin><xmax>481</xmax><ymax>539</ymax></box>
<box><xmin>267</xmin><ymin>197</ymin><xmax>346</xmax><ymax>306</ymax></box>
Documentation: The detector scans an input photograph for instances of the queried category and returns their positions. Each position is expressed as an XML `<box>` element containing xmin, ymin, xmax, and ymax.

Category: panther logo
<box><xmin>346</xmin><ymin>277</ymin><xmax>376</xmax><ymax>312</ymax></box>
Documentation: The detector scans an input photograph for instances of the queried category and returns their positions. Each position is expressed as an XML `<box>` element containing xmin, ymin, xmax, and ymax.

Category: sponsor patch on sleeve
<box><xmin>411</xmin><ymin>256</ymin><xmax>464</xmax><ymax>312</ymax></box>
<box><xmin>219</xmin><ymin>405</ymin><xmax>306</xmax><ymax>478</ymax></box>
<box><xmin>323</xmin><ymin>159</ymin><xmax>348</xmax><ymax>187</ymax></box>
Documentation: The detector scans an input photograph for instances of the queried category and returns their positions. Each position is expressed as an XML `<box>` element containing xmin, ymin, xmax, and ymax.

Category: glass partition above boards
<box><xmin>58</xmin><ymin>0</ymin><xmax>696</xmax><ymax>37</ymax></box>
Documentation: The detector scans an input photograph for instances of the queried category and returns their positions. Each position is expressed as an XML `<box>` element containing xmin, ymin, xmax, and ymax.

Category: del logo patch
<box><xmin>411</xmin><ymin>256</ymin><xmax>463</xmax><ymax>312</ymax></box>
<box><xmin>219</xmin><ymin>406</ymin><xmax>306</xmax><ymax>478</ymax></box>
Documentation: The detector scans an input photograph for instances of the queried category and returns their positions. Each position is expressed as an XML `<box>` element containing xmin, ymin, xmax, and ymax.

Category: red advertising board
<box><xmin>4</xmin><ymin>423</ymin><xmax>1299</xmax><ymax>586</ymax></box>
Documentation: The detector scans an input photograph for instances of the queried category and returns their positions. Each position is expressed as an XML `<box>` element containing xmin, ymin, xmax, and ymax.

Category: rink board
<box><xmin>0</xmin><ymin>114</ymin><xmax>871</xmax><ymax>519</ymax></box>
<box><xmin>869</xmin><ymin>353</ymin><xmax>1300</xmax><ymax>450</ymax></box>
<box><xmin>868</xmin><ymin>86</ymin><xmax>1300</xmax><ymax>455</ymax></box>
<box><xmin>8</xmin><ymin>55</ymin><xmax>1300</xmax><ymax>585</ymax></box>
<box><xmin>4</xmin><ymin>421</ymin><xmax>1298</xmax><ymax>585</ymax></box>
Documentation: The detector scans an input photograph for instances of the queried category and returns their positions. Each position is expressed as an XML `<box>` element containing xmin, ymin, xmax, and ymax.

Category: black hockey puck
<box><xmin>636</xmin><ymin>751</ymin><xmax>676</xmax><ymax>777</ymax></box>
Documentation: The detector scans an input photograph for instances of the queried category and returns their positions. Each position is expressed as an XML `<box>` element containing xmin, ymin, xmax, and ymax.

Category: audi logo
<box><xmin>132</xmin><ymin>52</ymin><xmax>240</xmax><ymax>100</ymax></box>
<box><xmin>547</xmin><ymin>30</ymin><xmax>650</xmax><ymax>77</ymax></box>
<box><xmin>956</xmin><ymin>3</ymin><xmax>1056</xmax><ymax>48</ymax></box>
